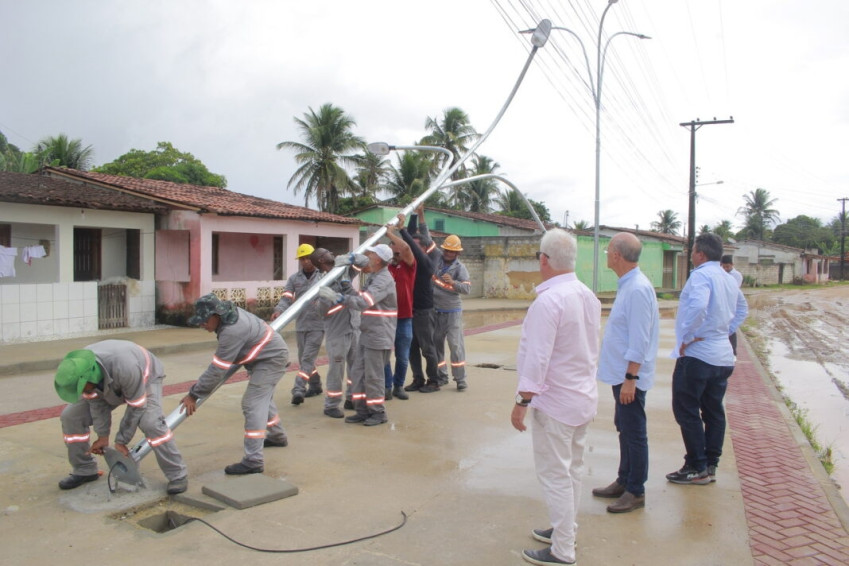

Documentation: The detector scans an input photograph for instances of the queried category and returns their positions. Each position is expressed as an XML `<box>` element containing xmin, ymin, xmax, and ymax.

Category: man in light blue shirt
<box><xmin>594</xmin><ymin>232</ymin><xmax>659</xmax><ymax>514</ymax></box>
<box><xmin>667</xmin><ymin>233</ymin><xmax>748</xmax><ymax>485</ymax></box>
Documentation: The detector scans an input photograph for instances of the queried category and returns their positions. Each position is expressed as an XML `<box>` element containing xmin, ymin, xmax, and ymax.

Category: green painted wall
<box><xmin>352</xmin><ymin>206</ymin><xmax>501</xmax><ymax>237</ymax></box>
<box><xmin>575</xmin><ymin>236</ymin><xmax>668</xmax><ymax>293</ymax></box>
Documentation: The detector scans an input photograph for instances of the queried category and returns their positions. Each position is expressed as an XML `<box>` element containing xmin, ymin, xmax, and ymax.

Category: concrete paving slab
<box><xmin>202</xmin><ymin>475</ymin><xmax>298</xmax><ymax>510</ymax></box>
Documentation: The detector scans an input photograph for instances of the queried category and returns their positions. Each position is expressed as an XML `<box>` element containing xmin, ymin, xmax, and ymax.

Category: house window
<box><xmin>74</xmin><ymin>228</ymin><xmax>101</xmax><ymax>281</ymax></box>
<box><xmin>212</xmin><ymin>233</ymin><xmax>220</xmax><ymax>276</ymax></box>
<box><xmin>434</xmin><ymin>219</ymin><xmax>445</xmax><ymax>232</ymax></box>
<box><xmin>273</xmin><ymin>236</ymin><xmax>284</xmax><ymax>280</ymax></box>
<box><xmin>126</xmin><ymin>229</ymin><xmax>140</xmax><ymax>279</ymax></box>
<box><xmin>0</xmin><ymin>224</ymin><xmax>9</xmax><ymax>247</ymax></box>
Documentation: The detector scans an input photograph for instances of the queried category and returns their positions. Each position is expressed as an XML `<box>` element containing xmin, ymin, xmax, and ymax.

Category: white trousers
<box><xmin>532</xmin><ymin>409</ymin><xmax>588</xmax><ymax>563</ymax></box>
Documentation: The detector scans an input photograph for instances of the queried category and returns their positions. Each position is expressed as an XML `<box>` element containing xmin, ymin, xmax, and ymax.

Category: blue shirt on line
<box><xmin>671</xmin><ymin>260</ymin><xmax>748</xmax><ymax>366</ymax></box>
<box><xmin>597</xmin><ymin>267</ymin><xmax>660</xmax><ymax>391</ymax></box>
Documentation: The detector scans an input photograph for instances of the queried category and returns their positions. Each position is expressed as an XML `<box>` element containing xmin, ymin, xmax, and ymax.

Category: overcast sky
<box><xmin>2</xmin><ymin>0</ymin><xmax>847</xmax><ymax>233</ymax></box>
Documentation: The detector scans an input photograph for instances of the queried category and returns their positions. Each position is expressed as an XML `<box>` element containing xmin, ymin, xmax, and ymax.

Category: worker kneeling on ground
<box><xmin>55</xmin><ymin>340</ymin><xmax>189</xmax><ymax>494</ymax></box>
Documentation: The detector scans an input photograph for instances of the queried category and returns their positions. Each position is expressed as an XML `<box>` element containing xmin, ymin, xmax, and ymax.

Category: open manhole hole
<box><xmin>111</xmin><ymin>499</ymin><xmax>214</xmax><ymax>534</ymax></box>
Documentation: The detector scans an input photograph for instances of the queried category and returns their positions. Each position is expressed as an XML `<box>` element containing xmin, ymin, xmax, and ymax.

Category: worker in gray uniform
<box><xmin>320</xmin><ymin>244</ymin><xmax>397</xmax><ymax>426</ymax></box>
<box><xmin>311</xmin><ymin>247</ymin><xmax>368</xmax><ymax>419</ymax></box>
<box><xmin>417</xmin><ymin>217</ymin><xmax>471</xmax><ymax>392</ymax></box>
<box><xmin>181</xmin><ymin>294</ymin><xmax>289</xmax><ymax>475</ymax></box>
<box><xmin>272</xmin><ymin>243</ymin><xmax>325</xmax><ymax>405</ymax></box>
<box><xmin>54</xmin><ymin>340</ymin><xmax>188</xmax><ymax>494</ymax></box>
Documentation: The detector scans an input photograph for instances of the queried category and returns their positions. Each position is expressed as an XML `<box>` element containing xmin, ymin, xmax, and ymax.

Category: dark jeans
<box><xmin>384</xmin><ymin>318</ymin><xmax>413</xmax><ymax>389</ymax></box>
<box><xmin>612</xmin><ymin>384</ymin><xmax>648</xmax><ymax>496</ymax></box>
<box><xmin>408</xmin><ymin>308</ymin><xmax>438</xmax><ymax>384</ymax></box>
<box><xmin>671</xmin><ymin>356</ymin><xmax>734</xmax><ymax>472</ymax></box>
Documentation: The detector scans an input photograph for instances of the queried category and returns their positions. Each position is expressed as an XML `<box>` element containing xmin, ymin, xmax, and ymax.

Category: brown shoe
<box><xmin>592</xmin><ymin>480</ymin><xmax>626</xmax><ymax>498</ymax></box>
<box><xmin>606</xmin><ymin>491</ymin><xmax>645</xmax><ymax>513</ymax></box>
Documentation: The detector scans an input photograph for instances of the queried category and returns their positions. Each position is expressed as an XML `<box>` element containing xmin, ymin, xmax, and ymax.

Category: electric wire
<box><xmin>182</xmin><ymin>511</ymin><xmax>408</xmax><ymax>553</ymax></box>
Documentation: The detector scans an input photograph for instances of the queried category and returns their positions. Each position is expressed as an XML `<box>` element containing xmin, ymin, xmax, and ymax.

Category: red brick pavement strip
<box><xmin>728</xmin><ymin>342</ymin><xmax>849</xmax><ymax>565</ymax></box>
<box><xmin>0</xmin><ymin>320</ymin><xmax>524</xmax><ymax>429</ymax></box>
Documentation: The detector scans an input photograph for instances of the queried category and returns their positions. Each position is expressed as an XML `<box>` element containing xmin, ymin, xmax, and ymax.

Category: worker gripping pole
<box><xmin>126</xmin><ymin>20</ymin><xmax>555</xmax><ymax>466</ymax></box>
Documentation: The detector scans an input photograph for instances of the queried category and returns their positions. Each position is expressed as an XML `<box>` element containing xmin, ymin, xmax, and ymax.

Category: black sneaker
<box><xmin>58</xmin><ymin>473</ymin><xmax>100</xmax><ymax>490</ymax></box>
<box><xmin>531</xmin><ymin>527</ymin><xmax>553</xmax><ymax>544</ymax></box>
<box><xmin>419</xmin><ymin>381</ymin><xmax>441</xmax><ymax>393</ymax></box>
<box><xmin>345</xmin><ymin>414</ymin><xmax>368</xmax><ymax>424</ymax></box>
<box><xmin>263</xmin><ymin>438</ymin><xmax>288</xmax><ymax>447</ymax></box>
<box><xmin>364</xmin><ymin>414</ymin><xmax>388</xmax><ymax>426</ymax></box>
<box><xmin>404</xmin><ymin>381</ymin><xmax>424</xmax><ymax>392</ymax></box>
<box><xmin>707</xmin><ymin>464</ymin><xmax>717</xmax><ymax>482</ymax></box>
<box><xmin>224</xmin><ymin>462</ymin><xmax>264</xmax><ymax>475</ymax></box>
<box><xmin>666</xmin><ymin>466</ymin><xmax>710</xmax><ymax>485</ymax></box>
<box><xmin>291</xmin><ymin>393</ymin><xmax>304</xmax><ymax>405</ymax></box>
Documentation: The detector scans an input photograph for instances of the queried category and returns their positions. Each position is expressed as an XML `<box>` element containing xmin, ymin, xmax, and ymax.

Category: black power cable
<box><xmin>180</xmin><ymin>511</ymin><xmax>408</xmax><ymax>553</ymax></box>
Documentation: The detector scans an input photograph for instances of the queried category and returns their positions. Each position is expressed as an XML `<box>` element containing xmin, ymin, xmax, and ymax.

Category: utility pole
<box><xmin>839</xmin><ymin>197</ymin><xmax>848</xmax><ymax>280</ymax></box>
<box><xmin>680</xmin><ymin>117</ymin><xmax>734</xmax><ymax>277</ymax></box>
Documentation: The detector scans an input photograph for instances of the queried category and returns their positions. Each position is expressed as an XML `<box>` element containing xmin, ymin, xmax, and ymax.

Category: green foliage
<box><xmin>712</xmin><ymin>220</ymin><xmax>735</xmax><ymax>242</ymax></box>
<box><xmin>95</xmin><ymin>141</ymin><xmax>226</xmax><ymax>187</ymax></box>
<box><xmin>452</xmin><ymin>154</ymin><xmax>499</xmax><ymax>212</ymax></box>
<box><xmin>772</xmin><ymin>215</ymin><xmax>833</xmax><ymax>250</ymax></box>
<box><xmin>277</xmin><ymin>103</ymin><xmax>365</xmax><ymax>213</ymax></box>
<box><xmin>385</xmin><ymin>151</ymin><xmax>432</xmax><ymax>206</ymax></box>
<box><xmin>737</xmin><ymin>188</ymin><xmax>779</xmax><ymax>240</ymax></box>
<box><xmin>34</xmin><ymin>133</ymin><xmax>94</xmax><ymax>170</ymax></box>
<box><xmin>335</xmin><ymin>195</ymin><xmax>378</xmax><ymax>216</ymax></box>
<box><xmin>572</xmin><ymin>220</ymin><xmax>591</xmax><ymax>231</ymax></box>
<box><xmin>495</xmin><ymin>191</ymin><xmax>551</xmax><ymax>222</ymax></box>
<box><xmin>420</xmin><ymin>107</ymin><xmax>479</xmax><ymax>180</ymax></box>
<box><xmin>650</xmin><ymin>209</ymin><xmax>681</xmax><ymax>234</ymax></box>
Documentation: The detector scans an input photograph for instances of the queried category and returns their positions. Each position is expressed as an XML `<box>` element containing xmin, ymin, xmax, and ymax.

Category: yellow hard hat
<box><xmin>441</xmin><ymin>235</ymin><xmax>463</xmax><ymax>252</ymax></box>
<box><xmin>296</xmin><ymin>243</ymin><xmax>315</xmax><ymax>259</ymax></box>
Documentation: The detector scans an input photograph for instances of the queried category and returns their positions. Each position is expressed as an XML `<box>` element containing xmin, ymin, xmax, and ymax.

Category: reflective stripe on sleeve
<box><xmin>212</xmin><ymin>356</ymin><xmax>233</xmax><ymax>369</ymax></box>
<box><xmin>362</xmin><ymin>309</ymin><xmax>397</xmax><ymax>317</ymax></box>
<box><xmin>359</xmin><ymin>291</ymin><xmax>375</xmax><ymax>307</ymax></box>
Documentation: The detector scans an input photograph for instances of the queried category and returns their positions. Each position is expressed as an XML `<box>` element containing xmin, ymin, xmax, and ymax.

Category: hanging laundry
<box><xmin>0</xmin><ymin>245</ymin><xmax>17</xmax><ymax>277</ymax></box>
<box><xmin>20</xmin><ymin>245</ymin><xmax>47</xmax><ymax>266</ymax></box>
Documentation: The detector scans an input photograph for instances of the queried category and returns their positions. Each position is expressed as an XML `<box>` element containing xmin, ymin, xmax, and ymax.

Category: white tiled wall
<box><xmin>0</xmin><ymin>281</ymin><xmax>156</xmax><ymax>344</ymax></box>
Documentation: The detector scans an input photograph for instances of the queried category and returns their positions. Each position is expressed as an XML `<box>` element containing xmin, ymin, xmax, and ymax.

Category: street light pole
<box><xmin>550</xmin><ymin>1</ymin><xmax>650</xmax><ymax>292</ymax></box>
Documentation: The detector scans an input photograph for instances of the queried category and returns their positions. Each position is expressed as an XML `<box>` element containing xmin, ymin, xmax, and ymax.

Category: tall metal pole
<box><xmin>839</xmin><ymin>197</ymin><xmax>848</xmax><ymax>280</ymax></box>
<box><xmin>679</xmin><ymin>118</ymin><xmax>734</xmax><ymax>277</ymax></box>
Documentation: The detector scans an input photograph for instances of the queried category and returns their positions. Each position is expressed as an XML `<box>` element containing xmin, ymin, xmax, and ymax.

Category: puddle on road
<box><xmin>767</xmin><ymin>337</ymin><xmax>849</xmax><ymax>498</ymax></box>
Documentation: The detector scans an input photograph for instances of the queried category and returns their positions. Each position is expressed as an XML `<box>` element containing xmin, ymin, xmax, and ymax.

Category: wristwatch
<box><xmin>515</xmin><ymin>393</ymin><xmax>531</xmax><ymax>406</ymax></box>
<box><xmin>625</xmin><ymin>373</ymin><xmax>640</xmax><ymax>381</ymax></box>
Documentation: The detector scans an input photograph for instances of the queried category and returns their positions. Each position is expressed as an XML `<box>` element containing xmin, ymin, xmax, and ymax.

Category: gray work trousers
<box><xmin>434</xmin><ymin>310</ymin><xmax>466</xmax><ymax>382</ymax></box>
<box><xmin>292</xmin><ymin>329</ymin><xmax>325</xmax><ymax>395</ymax></box>
<box><xmin>349</xmin><ymin>342</ymin><xmax>390</xmax><ymax>418</ymax></box>
<box><xmin>409</xmin><ymin>308</ymin><xmax>439</xmax><ymax>385</ymax></box>
<box><xmin>242</xmin><ymin>355</ymin><xmax>288</xmax><ymax>466</ymax></box>
<box><xmin>60</xmin><ymin>381</ymin><xmax>187</xmax><ymax>481</ymax></box>
<box><xmin>324</xmin><ymin>330</ymin><xmax>355</xmax><ymax>410</ymax></box>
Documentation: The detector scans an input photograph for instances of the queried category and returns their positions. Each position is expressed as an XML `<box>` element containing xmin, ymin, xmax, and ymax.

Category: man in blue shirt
<box><xmin>594</xmin><ymin>232</ymin><xmax>659</xmax><ymax>513</ymax></box>
<box><xmin>667</xmin><ymin>233</ymin><xmax>748</xmax><ymax>485</ymax></box>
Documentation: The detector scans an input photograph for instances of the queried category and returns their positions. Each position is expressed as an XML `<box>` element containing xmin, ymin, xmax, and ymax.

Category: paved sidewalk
<box><xmin>1</xmin><ymin>299</ymin><xmax>848</xmax><ymax>565</ymax></box>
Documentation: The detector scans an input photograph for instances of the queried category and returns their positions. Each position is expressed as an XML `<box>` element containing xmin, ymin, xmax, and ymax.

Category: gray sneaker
<box><xmin>166</xmin><ymin>476</ymin><xmax>188</xmax><ymax>495</ymax></box>
<box><xmin>707</xmin><ymin>464</ymin><xmax>717</xmax><ymax>482</ymax></box>
<box><xmin>522</xmin><ymin>547</ymin><xmax>575</xmax><ymax>565</ymax></box>
<box><xmin>531</xmin><ymin>527</ymin><xmax>552</xmax><ymax>544</ymax></box>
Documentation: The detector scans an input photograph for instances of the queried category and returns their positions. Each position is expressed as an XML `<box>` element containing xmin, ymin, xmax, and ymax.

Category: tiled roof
<box><xmin>44</xmin><ymin>167</ymin><xmax>362</xmax><ymax>225</ymax></box>
<box><xmin>428</xmin><ymin>207</ymin><xmax>552</xmax><ymax>232</ymax></box>
<box><xmin>0</xmin><ymin>171</ymin><xmax>170</xmax><ymax>213</ymax></box>
<box><xmin>600</xmin><ymin>225</ymin><xmax>688</xmax><ymax>245</ymax></box>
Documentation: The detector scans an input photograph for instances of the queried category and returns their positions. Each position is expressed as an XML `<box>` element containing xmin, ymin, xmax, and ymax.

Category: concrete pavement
<box><xmin>0</xmin><ymin>299</ymin><xmax>847</xmax><ymax>565</ymax></box>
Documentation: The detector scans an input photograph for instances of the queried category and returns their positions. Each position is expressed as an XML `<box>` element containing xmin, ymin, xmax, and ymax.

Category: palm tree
<box><xmin>573</xmin><ymin>220</ymin><xmax>592</xmax><ymax>231</ymax></box>
<box><xmin>713</xmin><ymin>220</ymin><xmax>735</xmax><ymax>242</ymax></box>
<box><xmin>384</xmin><ymin>151</ymin><xmax>432</xmax><ymax>206</ymax></box>
<box><xmin>651</xmin><ymin>210</ymin><xmax>682</xmax><ymax>235</ymax></box>
<box><xmin>420</xmin><ymin>107</ymin><xmax>479</xmax><ymax>179</ymax></box>
<box><xmin>737</xmin><ymin>188</ymin><xmax>779</xmax><ymax>240</ymax></box>
<box><xmin>699</xmin><ymin>224</ymin><xmax>711</xmax><ymax>235</ymax></box>
<box><xmin>34</xmin><ymin>134</ymin><xmax>94</xmax><ymax>170</ymax></box>
<box><xmin>351</xmin><ymin>150</ymin><xmax>389</xmax><ymax>200</ymax></box>
<box><xmin>454</xmin><ymin>154</ymin><xmax>499</xmax><ymax>212</ymax></box>
<box><xmin>276</xmin><ymin>103</ymin><xmax>365</xmax><ymax>213</ymax></box>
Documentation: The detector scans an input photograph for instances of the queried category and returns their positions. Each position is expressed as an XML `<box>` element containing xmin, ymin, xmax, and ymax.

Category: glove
<box><xmin>334</xmin><ymin>253</ymin><xmax>355</xmax><ymax>268</ymax></box>
<box><xmin>318</xmin><ymin>286</ymin><xmax>343</xmax><ymax>304</ymax></box>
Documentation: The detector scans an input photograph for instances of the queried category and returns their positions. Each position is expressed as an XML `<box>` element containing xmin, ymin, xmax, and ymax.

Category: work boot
<box><xmin>343</xmin><ymin>399</ymin><xmax>354</xmax><ymax>410</ymax></box>
<box><xmin>263</xmin><ymin>437</ymin><xmax>288</xmax><ymax>447</ymax></box>
<box><xmin>404</xmin><ymin>379</ymin><xmax>424</xmax><ymax>392</ymax></box>
<box><xmin>166</xmin><ymin>476</ymin><xmax>188</xmax><ymax>495</ymax></box>
<box><xmin>324</xmin><ymin>407</ymin><xmax>344</xmax><ymax>418</ymax></box>
<box><xmin>364</xmin><ymin>414</ymin><xmax>388</xmax><ymax>426</ymax></box>
<box><xmin>305</xmin><ymin>384</ymin><xmax>323</xmax><ymax>398</ymax></box>
<box><xmin>291</xmin><ymin>392</ymin><xmax>305</xmax><ymax>405</ymax></box>
<box><xmin>384</xmin><ymin>388</ymin><xmax>393</xmax><ymax>401</ymax></box>
<box><xmin>419</xmin><ymin>380</ymin><xmax>441</xmax><ymax>393</ymax></box>
<box><xmin>392</xmin><ymin>386</ymin><xmax>409</xmax><ymax>400</ymax></box>
<box><xmin>345</xmin><ymin>414</ymin><xmax>368</xmax><ymax>424</ymax></box>
<box><xmin>456</xmin><ymin>380</ymin><xmax>468</xmax><ymax>391</ymax></box>
<box><xmin>224</xmin><ymin>462</ymin><xmax>264</xmax><ymax>475</ymax></box>
<box><xmin>606</xmin><ymin>491</ymin><xmax>645</xmax><ymax>514</ymax></box>
<box><xmin>437</xmin><ymin>376</ymin><xmax>449</xmax><ymax>386</ymax></box>
<box><xmin>592</xmin><ymin>480</ymin><xmax>626</xmax><ymax>498</ymax></box>
<box><xmin>58</xmin><ymin>473</ymin><xmax>100</xmax><ymax>490</ymax></box>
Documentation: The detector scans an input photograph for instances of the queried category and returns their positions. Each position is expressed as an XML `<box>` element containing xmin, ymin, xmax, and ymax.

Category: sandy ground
<box><xmin>743</xmin><ymin>284</ymin><xmax>849</xmax><ymax>503</ymax></box>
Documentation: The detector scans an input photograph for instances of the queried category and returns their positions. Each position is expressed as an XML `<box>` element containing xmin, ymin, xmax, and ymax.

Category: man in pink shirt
<box><xmin>511</xmin><ymin>228</ymin><xmax>601</xmax><ymax>566</ymax></box>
